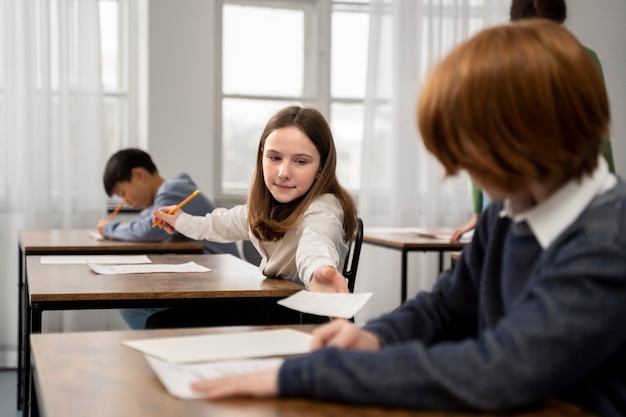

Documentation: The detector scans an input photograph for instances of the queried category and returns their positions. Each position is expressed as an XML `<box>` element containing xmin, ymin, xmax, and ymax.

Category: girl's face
<box><xmin>262</xmin><ymin>126</ymin><xmax>321</xmax><ymax>204</ymax></box>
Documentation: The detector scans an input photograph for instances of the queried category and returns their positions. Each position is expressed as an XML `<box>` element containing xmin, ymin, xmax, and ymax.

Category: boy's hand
<box><xmin>311</xmin><ymin>319</ymin><xmax>381</xmax><ymax>351</ymax></box>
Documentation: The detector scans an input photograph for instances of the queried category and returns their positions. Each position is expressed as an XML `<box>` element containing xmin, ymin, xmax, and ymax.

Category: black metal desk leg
<box><xmin>401</xmin><ymin>249</ymin><xmax>408</xmax><ymax>303</ymax></box>
<box><xmin>17</xmin><ymin>246</ymin><xmax>24</xmax><ymax>410</ymax></box>
<box><xmin>23</xmin><ymin>304</ymin><xmax>42</xmax><ymax>417</ymax></box>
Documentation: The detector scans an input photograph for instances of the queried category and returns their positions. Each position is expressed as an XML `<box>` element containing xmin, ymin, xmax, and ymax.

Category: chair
<box><xmin>342</xmin><ymin>217</ymin><xmax>364</xmax><ymax>293</ymax></box>
<box><xmin>242</xmin><ymin>240</ymin><xmax>262</xmax><ymax>266</ymax></box>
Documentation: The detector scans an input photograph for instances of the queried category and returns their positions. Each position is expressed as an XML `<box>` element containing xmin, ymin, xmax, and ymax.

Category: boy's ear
<box><xmin>130</xmin><ymin>166</ymin><xmax>147</xmax><ymax>181</ymax></box>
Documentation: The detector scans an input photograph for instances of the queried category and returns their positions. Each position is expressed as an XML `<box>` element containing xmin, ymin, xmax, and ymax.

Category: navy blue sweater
<box><xmin>280</xmin><ymin>179</ymin><xmax>626</xmax><ymax>416</ymax></box>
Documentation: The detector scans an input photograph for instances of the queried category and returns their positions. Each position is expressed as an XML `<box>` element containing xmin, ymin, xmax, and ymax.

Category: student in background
<box><xmin>97</xmin><ymin>148</ymin><xmax>240</xmax><ymax>329</ymax></box>
<box><xmin>148</xmin><ymin>105</ymin><xmax>358</xmax><ymax>328</ymax></box>
<box><xmin>450</xmin><ymin>0</ymin><xmax>615</xmax><ymax>243</ymax></box>
<box><xmin>188</xmin><ymin>21</ymin><xmax>626</xmax><ymax>417</ymax></box>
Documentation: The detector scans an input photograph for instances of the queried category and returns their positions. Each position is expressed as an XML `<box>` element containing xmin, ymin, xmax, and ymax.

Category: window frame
<box><xmin>213</xmin><ymin>0</ymin><xmax>341</xmax><ymax>205</ymax></box>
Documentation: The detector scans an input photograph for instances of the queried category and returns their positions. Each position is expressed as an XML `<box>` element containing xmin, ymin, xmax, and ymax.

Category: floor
<box><xmin>0</xmin><ymin>369</ymin><xmax>22</xmax><ymax>417</ymax></box>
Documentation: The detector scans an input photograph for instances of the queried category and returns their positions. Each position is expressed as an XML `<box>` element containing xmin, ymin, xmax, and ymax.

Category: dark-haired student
<box><xmin>96</xmin><ymin>148</ymin><xmax>240</xmax><ymax>329</ymax></box>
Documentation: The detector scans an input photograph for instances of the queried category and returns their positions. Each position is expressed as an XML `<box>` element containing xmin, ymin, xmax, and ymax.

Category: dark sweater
<box><xmin>280</xmin><ymin>179</ymin><xmax>626</xmax><ymax>417</ymax></box>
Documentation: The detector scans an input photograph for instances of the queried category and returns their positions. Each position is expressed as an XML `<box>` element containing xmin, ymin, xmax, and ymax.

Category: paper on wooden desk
<box><xmin>277</xmin><ymin>290</ymin><xmax>372</xmax><ymax>319</ymax></box>
<box><xmin>88</xmin><ymin>261</ymin><xmax>209</xmax><ymax>275</ymax></box>
<box><xmin>123</xmin><ymin>328</ymin><xmax>313</xmax><ymax>364</ymax></box>
<box><xmin>144</xmin><ymin>355</ymin><xmax>284</xmax><ymax>399</ymax></box>
<box><xmin>41</xmin><ymin>255</ymin><xmax>152</xmax><ymax>264</ymax></box>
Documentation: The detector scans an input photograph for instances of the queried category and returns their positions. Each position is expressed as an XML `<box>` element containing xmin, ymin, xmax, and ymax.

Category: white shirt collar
<box><xmin>500</xmin><ymin>156</ymin><xmax>616</xmax><ymax>249</ymax></box>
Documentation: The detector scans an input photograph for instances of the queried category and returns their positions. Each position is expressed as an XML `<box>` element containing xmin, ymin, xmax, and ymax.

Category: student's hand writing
<box><xmin>310</xmin><ymin>319</ymin><xmax>381</xmax><ymax>351</ymax></box>
<box><xmin>96</xmin><ymin>219</ymin><xmax>110</xmax><ymax>236</ymax></box>
<box><xmin>450</xmin><ymin>213</ymin><xmax>478</xmax><ymax>243</ymax></box>
<box><xmin>309</xmin><ymin>266</ymin><xmax>349</xmax><ymax>293</ymax></box>
<box><xmin>152</xmin><ymin>205</ymin><xmax>182</xmax><ymax>233</ymax></box>
<box><xmin>190</xmin><ymin>368</ymin><xmax>279</xmax><ymax>400</ymax></box>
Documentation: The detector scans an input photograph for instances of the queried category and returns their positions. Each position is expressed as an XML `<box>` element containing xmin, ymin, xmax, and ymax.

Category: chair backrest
<box><xmin>242</xmin><ymin>240</ymin><xmax>262</xmax><ymax>266</ymax></box>
<box><xmin>342</xmin><ymin>217</ymin><xmax>364</xmax><ymax>293</ymax></box>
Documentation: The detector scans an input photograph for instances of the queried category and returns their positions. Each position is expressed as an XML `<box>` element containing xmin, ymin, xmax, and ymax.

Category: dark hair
<box><xmin>510</xmin><ymin>0</ymin><xmax>567</xmax><ymax>23</ymax></box>
<box><xmin>247</xmin><ymin>106</ymin><xmax>357</xmax><ymax>242</ymax></box>
<box><xmin>417</xmin><ymin>20</ymin><xmax>609</xmax><ymax>192</ymax></box>
<box><xmin>102</xmin><ymin>148</ymin><xmax>158</xmax><ymax>196</ymax></box>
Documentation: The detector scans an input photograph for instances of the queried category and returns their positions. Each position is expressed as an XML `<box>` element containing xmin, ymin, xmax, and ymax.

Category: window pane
<box><xmin>331</xmin><ymin>10</ymin><xmax>369</xmax><ymax>98</ymax></box>
<box><xmin>103</xmin><ymin>96</ymin><xmax>126</xmax><ymax>155</ymax></box>
<box><xmin>222</xmin><ymin>98</ymin><xmax>298</xmax><ymax>190</ymax></box>
<box><xmin>223</xmin><ymin>4</ymin><xmax>304</xmax><ymax>97</ymax></box>
<box><xmin>100</xmin><ymin>0</ymin><xmax>120</xmax><ymax>90</ymax></box>
<box><xmin>331</xmin><ymin>102</ymin><xmax>363</xmax><ymax>190</ymax></box>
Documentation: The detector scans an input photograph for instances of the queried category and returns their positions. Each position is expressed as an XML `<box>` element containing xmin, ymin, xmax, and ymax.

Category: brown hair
<box><xmin>417</xmin><ymin>19</ymin><xmax>609</xmax><ymax>192</ymax></box>
<box><xmin>247</xmin><ymin>106</ymin><xmax>357</xmax><ymax>242</ymax></box>
<box><xmin>510</xmin><ymin>0</ymin><xmax>567</xmax><ymax>23</ymax></box>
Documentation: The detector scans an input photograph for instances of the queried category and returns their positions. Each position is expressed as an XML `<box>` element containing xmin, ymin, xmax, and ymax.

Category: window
<box><xmin>100</xmin><ymin>0</ymin><xmax>143</xmax><ymax>155</ymax></box>
<box><xmin>217</xmin><ymin>0</ymin><xmax>369</xmax><ymax>200</ymax></box>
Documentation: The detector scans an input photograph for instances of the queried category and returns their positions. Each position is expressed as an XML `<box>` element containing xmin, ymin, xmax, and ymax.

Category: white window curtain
<box><xmin>1</xmin><ymin>0</ymin><xmax>106</xmax><ymax>365</ymax></box>
<box><xmin>355</xmin><ymin>0</ymin><xmax>509</xmax><ymax>322</ymax></box>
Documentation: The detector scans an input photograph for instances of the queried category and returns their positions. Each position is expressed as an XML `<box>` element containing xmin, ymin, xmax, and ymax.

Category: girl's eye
<box><xmin>295</xmin><ymin>159</ymin><xmax>307</xmax><ymax>165</ymax></box>
<box><xmin>268</xmin><ymin>156</ymin><xmax>281</xmax><ymax>162</ymax></box>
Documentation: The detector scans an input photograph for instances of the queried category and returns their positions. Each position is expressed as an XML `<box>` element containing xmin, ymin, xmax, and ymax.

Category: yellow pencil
<box><xmin>152</xmin><ymin>189</ymin><xmax>200</xmax><ymax>227</ymax></box>
<box><xmin>108</xmin><ymin>197</ymin><xmax>127</xmax><ymax>221</ymax></box>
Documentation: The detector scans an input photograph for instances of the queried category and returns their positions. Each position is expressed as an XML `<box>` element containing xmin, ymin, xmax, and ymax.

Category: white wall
<box><xmin>147</xmin><ymin>0</ymin><xmax>218</xmax><ymax>198</ymax></box>
<box><xmin>566</xmin><ymin>0</ymin><xmax>626</xmax><ymax>179</ymax></box>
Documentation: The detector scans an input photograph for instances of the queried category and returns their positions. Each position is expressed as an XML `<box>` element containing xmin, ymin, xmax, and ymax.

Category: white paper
<box><xmin>277</xmin><ymin>290</ymin><xmax>372</xmax><ymax>319</ymax></box>
<box><xmin>90</xmin><ymin>231</ymin><xmax>104</xmax><ymax>240</ymax></box>
<box><xmin>88</xmin><ymin>261</ymin><xmax>209</xmax><ymax>275</ymax></box>
<box><xmin>413</xmin><ymin>228</ymin><xmax>473</xmax><ymax>242</ymax></box>
<box><xmin>123</xmin><ymin>328</ymin><xmax>313</xmax><ymax>364</ymax></box>
<box><xmin>365</xmin><ymin>227</ymin><xmax>472</xmax><ymax>242</ymax></box>
<box><xmin>144</xmin><ymin>355</ymin><xmax>284</xmax><ymax>399</ymax></box>
<box><xmin>41</xmin><ymin>255</ymin><xmax>152</xmax><ymax>264</ymax></box>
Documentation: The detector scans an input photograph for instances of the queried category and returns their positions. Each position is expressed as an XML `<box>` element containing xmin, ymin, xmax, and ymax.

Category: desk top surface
<box><xmin>364</xmin><ymin>229</ymin><xmax>466</xmax><ymax>250</ymax></box>
<box><xmin>30</xmin><ymin>326</ymin><xmax>596</xmax><ymax>417</ymax></box>
<box><xmin>27</xmin><ymin>253</ymin><xmax>302</xmax><ymax>302</ymax></box>
<box><xmin>19</xmin><ymin>228</ymin><xmax>204</xmax><ymax>254</ymax></box>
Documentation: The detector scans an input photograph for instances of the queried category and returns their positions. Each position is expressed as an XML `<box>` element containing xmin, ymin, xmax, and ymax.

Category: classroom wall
<box><xmin>147</xmin><ymin>0</ymin><xmax>218</xmax><ymax>199</ymax></box>
<box><xmin>567</xmin><ymin>0</ymin><xmax>626</xmax><ymax>179</ymax></box>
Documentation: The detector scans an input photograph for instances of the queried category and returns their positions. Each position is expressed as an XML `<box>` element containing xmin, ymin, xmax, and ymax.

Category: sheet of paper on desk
<box><xmin>87</xmin><ymin>261</ymin><xmax>209</xmax><ymax>275</ymax></box>
<box><xmin>144</xmin><ymin>355</ymin><xmax>284</xmax><ymax>399</ymax></box>
<box><xmin>277</xmin><ymin>290</ymin><xmax>373</xmax><ymax>319</ymax></box>
<box><xmin>413</xmin><ymin>228</ymin><xmax>473</xmax><ymax>242</ymax></box>
<box><xmin>89</xmin><ymin>231</ymin><xmax>104</xmax><ymax>240</ymax></box>
<box><xmin>41</xmin><ymin>254</ymin><xmax>152</xmax><ymax>264</ymax></box>
<box><xmin>123</xmin><ymin>328</ymin><xmax>313</xmax><ymax>364</ymax></box>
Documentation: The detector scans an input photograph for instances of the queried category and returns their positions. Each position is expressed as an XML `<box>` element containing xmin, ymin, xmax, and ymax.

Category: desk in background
<box><xmin>30</xmin><ymin>325</ymin><xmax>597</xmax><ymax>417</ymax></box>
<box><xmin>17</xmin><ymin>228</ymin><xmax>205</xmax><ymax>412</ymax></box>
<box><xmin>22</xmin><ymin>252</ymin><xmax>301</xmax><ymax>417</ymax></box>
<box><xmin>363</xmin><ymin>228</ymin><xmax>466</xmax><ymax>303</ymax></box>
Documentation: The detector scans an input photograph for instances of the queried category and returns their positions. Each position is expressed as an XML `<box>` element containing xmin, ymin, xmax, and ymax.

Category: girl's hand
<box><xmin>309</xmin><ymin>266</ymin><xmax>349</xmax><ymax>293</ymax></box>
<box><xmin>310</xmin><ymin>319</ymin><xmax>381</xmax><ymax>351</ymax></box>
<box><xmin>191</xmin><ymin>368</ymin><xmax>279</xmax><ymax>400</ymax></box>
<box><xmin>152</xmin><ymin>205</ymin><xmax>182</xmax><ymax>234</ymax></box>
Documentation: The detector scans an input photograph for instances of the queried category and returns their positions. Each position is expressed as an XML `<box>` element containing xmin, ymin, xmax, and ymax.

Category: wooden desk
<box><xmin>363</xmin><ymin>229</ymin><xmax>466</xmax><ymax>303</ymax></box>
<box><xmin>23</xmin><ymin>253</ymin><xmax>301</xmax><ymax>416</ymax></box>
<box><xmin>30</xmin><ymin>326</ymin><xmax>597</xmax><ymax>417</ymax></box>
<box><xmin>17</xmin><ymin>228</ymin><xmax>205</xmax><ymax>411</ymax></box>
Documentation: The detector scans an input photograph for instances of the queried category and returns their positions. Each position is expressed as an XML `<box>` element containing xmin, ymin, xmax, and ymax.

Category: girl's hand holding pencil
<box><xmin>152</xmin><ymin>189</ymin><xmax>200</xmax><ymax>232</ymax></box>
